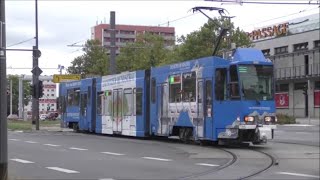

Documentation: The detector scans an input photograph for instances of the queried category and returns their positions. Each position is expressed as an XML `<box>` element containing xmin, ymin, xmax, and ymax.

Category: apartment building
<box><xmin>91</xmin><ymin>23</ymin><xmax>175</xmax><ymax>54</ymax></box>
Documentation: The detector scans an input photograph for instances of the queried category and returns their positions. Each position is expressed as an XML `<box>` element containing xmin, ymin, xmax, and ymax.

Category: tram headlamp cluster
<box><xmin>264</xmin><ymin>116</ymin><xmax>272</xmax><ymax>122</ymax></box>
<box><xmin>244</xmin><ymin>116</ymin><xmax>254</xmax><ymax>122</ymax></box>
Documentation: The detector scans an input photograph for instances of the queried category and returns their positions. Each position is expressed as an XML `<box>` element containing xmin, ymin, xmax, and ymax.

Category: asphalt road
<box><xmin>8</xmin><ymin>124</ymin><xmax>320</xmax><ymax>180</ymax></box>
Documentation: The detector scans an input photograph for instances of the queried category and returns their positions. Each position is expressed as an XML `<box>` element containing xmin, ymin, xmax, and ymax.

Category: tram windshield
<box><xmin>238</xmin><ymin>65</ymin><xmax>273</xmax><ymax>101</ymax></box>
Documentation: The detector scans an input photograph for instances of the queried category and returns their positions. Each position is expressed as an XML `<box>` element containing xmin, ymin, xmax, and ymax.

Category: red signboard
<box><xmin>39</xmin><ymin>99</ymin><xmax>56</xmax><ymax>103</ymax></box>
<box><xmin>314</xmin><ymin>90</ymin><xmax>320</xmax><ymax>108</ymax></box>
<box><xmin>44</xmin><ymin>84</ymin><xmax>56</xmax><ymax>88</ymax></box>
<box><xmin>275</xmin><ymin>92</ymin><xmax>289</xmax><ymax>108</ymax></box>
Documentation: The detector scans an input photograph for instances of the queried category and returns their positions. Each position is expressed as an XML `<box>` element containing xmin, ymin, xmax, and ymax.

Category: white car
<box><xmin>39</xmin><ymin>114</ymin><xmax>47</xmax><ymax>120</ymax></box>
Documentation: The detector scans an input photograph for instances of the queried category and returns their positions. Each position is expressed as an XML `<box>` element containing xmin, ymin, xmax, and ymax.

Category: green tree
<box><xmin>116</xmin><ymin>33</ymin><xmax>173</xmax><ymax>72</ymax></box>
<box><xmin>172</xmin><ymin>17</ymin><xmax>252</xmax><ymax>62</ymax></box>
<box><xmin>7</xmin><ymin>75</ymin><xmax>31</xmax><ymax>115</ymax></box>
<box><xmin>67</xmin><ymin>39</ymin><xmax>109</xmax><ymax>77</ymax></box>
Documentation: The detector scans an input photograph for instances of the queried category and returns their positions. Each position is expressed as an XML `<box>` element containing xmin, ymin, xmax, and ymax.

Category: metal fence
<box><xmin>275</xmin><ymin>63</ymin><xmax>320</xmax><ymax>79</ymax></box>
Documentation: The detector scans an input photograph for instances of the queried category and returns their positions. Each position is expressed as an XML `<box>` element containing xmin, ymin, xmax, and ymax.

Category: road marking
<box><xmin>10</xmin><ymin>158</ymin><xmax>34</xmax><ymax>164</ymax></box>
<box><xmin>25</xmin><ymin>141</ymin><xmax>38</xmax><ymax>144</ymax></box>
<box><xmin>195</xmin><ymin>163</ymin><xmax>219</xmax><ymax>167</ymax></box>
<box><xmin>69</xmin><ymin>147</ymin><xmax>88</xmax><ymax>151</ymax></box>
<box><xmin>9</xmin><ymin>139</ymin><xmax>20</xmax><ymax>141</ymax></box>
<box><xmin>282</xmin><ymin>124</ymin><xmax>314</xmax><ymax>127</ymax></box>
<box><xmin>142</xmin><ymin>157</ymin><xmax>172</xmax><ymax>162</ymax></box>
<box><xmin>46</xmin><ymin>167</ymin><xmax>79</xmax><ymax>174</ymax></box>
<box><xmin>277</xmin><ymin>172</ymin><xmax>320</xmax><ymax>178</ymax></box>
<box><xmin>43</xmin><ymin>144</ymin><xmax>61</xmax><ymax>147</ymax></box>
<box><xmin>296</xmin><ymin>132</ymin><xmax>310</xmax><ymax>134</ymax></box>
<box><xmin>14</xmin><ymin>130</ymin><xmax>23</xmax><ymax>133</ymax></box>
<box><xmin>101</xmin><ymin>152</ymin><xmax>125</xmax><ymax>156</ymax></box>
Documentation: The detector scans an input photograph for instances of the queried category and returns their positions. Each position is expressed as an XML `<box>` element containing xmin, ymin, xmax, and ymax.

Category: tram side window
<box><xmin>97</xmin><ymin>92</ymin><xmax>103</xmax><ymax>115</ymax></box>
<box><xmin>73</xmin><ymin>89</ymin><xmax>80</xmax><ymax>106</ymax></box>
<box><xmin>124</xmin><ymin>89</ymin><xmax>133</xmax><ymax>116</ymax></box>
<box><xmin>169</xmin><ymin>75</ymin><xmax>181</xmax><ymax>103</ymax></box>
<box><xmin>182</xmin><ymin>72</ymin><xmax>196</xmax><ymax>102</ymax></box>
<box><xmin>104</xmin><ymin>91</ymin><xmax>112</xmax><ymax>116</ymax></box>
<box><xmin>198</xmin><ymin>81</ymin><xmax>203</xmax><ymax>103</ymax></box>
<box><xmin>151</xmin><ymin>78</ymin><xmax>156</xmax><ymax>103</ymax></box>
<box><xmin>80</xmin><ymin>93</ymin><xmax>87</xmax><ymax>115</ymax></box>
<box><xmin>229</xmin><ymin>65</ymin><xmax>240</xmax><ymax>100</ymax></box>
<box><xmin>215</xmin><ymin>68</ymin><xmax>227</xmax><ymax>101</ymax></box>
<box><xmin>205</xmin><ymin>80</ymin><xmax>212</xmax><ymax>117</ymax></box>
<box><xmin>88</xmin><ymin>87</ymin><xmax>91</xmax><ymax>102</ymax></box>
<box><xmin>62</xmin><ymin>96</ymin><xmax>66</xmax><ymax>113</ymax></box>
<box><xmin>67</xmin><ymin>89</ymin><xmax>74</xmax><ymax>106</ymax></box>
<box><xmin>135</xmin><ymin>88</ymin><xmax>143</xmax><ymax>115</ymax></box>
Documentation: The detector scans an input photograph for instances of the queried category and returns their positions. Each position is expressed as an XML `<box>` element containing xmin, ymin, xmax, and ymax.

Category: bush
<box><xmin>276</xmin><ymin>114</ymin><xmax>296</xmax><ymax>124</ymax></box>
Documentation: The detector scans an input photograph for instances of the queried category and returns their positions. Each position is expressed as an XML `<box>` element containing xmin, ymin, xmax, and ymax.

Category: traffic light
<box><xmin>302</xmin><ymin>84</ymin><xmax>308</xmax><ymax>95</ymax></box>
<box><xmin>38</xmin><ymin>80</ymin><xmax>44</xmax><ymax>98</ymax></box>
<box><xmin>30</xmin><ymin>84</ymin><xmax>36</xmax><ymax>98</ymax></box>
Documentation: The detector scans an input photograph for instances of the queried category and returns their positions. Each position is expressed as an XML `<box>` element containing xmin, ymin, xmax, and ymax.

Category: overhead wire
<box><xmin>6</xmin><ymin>37</ymin><xmax>35</xmax><ymax>48</ymax></box>
<box><xmin>205</xmin><ymin>0</ymin><xmax>320</xmax><ymax>5</ymax></box>
<box><xmin>241</xmin><ymin>6</ymin><xmax>320</xmax><ymax>28</ymax></box>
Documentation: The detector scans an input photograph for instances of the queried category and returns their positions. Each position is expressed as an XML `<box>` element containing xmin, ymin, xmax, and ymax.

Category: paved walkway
<box><xmin>295</xmin><ymin>118</ymin><xmax>320</xmax><ymax>126</ymax></box>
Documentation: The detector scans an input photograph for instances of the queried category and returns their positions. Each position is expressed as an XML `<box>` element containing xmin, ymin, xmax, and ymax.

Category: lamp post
<box><xmin>0</xmin><ymin>0</ymin><xmax>8</xmax><ymax>178</ymax></box>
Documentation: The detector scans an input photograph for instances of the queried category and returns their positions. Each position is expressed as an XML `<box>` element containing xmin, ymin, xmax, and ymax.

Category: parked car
<box><xmin>47</xmin><ymin>112</ymin><xmax>59</xmax><ymax>120</ymax></box>
<box><xmin>39</xmin><ymin>114</ymin><xmax>47</xmax><ymax>121</ymax></box>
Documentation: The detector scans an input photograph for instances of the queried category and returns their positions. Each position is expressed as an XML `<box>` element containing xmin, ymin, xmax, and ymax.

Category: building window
<box><xmin>314</xmin><ymin>40</ymin><xmax>320</xmax><ymax>49</ymax></box>
<box><xmin>315</xmin><ymin>81</ymin><xmax>320</xmax><ymax>90</ymax></box>
<box><xmin>51</xmin><ymin>104</ymin><xmax>54</xmax><ymax>106</ymax></box>
<box><xmin>52</xmin><ymin>94</ymin><xmax>55</xmax><ymax>96</ymax></box>
<box><xmin>294</xmin><ymin>82</ymin><xmax>307</xmax><ymax>90</ymax></box>
<box><xmin>293</xmin><ymin>42</ymin><xmax>308</xmax><ymax>51</ymax></box>
<box><xmin>276</xmin><ymin>83</ymin><xmax>289</xmax><ymax>92</ymax></box>
<box><xmin>51</xmin><ymin>89</ymin><xmax>54</xmax><ymax>92</ymax></box>
<box><xmin>262</xmin><ymin>49</ymin><xmax>270</xmax><ymax>56</ymax></box>
<box><xmin>275</xmin><ymin>46</ymin><xmax>288</xmax><ymax>55</ymax></box>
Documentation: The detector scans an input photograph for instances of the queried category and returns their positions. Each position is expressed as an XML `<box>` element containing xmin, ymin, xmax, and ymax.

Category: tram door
<box><xmin>204</xmin><ymin>79</ymin><xmax>213</xmax><ymax>139</ymax></box>
<box><xmin>158</xmin><ymin>83</ymin><xmax>169</xmax><ymax>135</ymax></box>
<box><xmin>112</xmin><ymin>89</ymin><xmax>123</xmax><ymax>133</ymax></box>
<box><xmin>196</xmin><ymin>80</ymin><xmax>204</xmax><ymax>138</ymax></box>
<box><xmin>80</xmin><ymin>92</ymin><xmax>88</xmax><ymax>130</ymax></box>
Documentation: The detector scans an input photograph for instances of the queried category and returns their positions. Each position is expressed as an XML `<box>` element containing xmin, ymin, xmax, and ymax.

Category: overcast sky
<box><xmin>5</xmin><ymin>0</ymin><xmax>319</xmax><ymax>75</ymax></box>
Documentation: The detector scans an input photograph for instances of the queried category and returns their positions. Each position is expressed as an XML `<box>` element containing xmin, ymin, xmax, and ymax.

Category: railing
<box><xmin>275</xmin><ymin>63</ymin><xmax>320</xmax><ymax>79</ymax></box>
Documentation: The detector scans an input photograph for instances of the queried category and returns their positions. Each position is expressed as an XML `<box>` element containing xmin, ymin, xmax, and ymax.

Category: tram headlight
<box><xmin>264</xmin><ymin>116</ymin><xmax>272</xmax><ymax>122</ymax></box>
<box><xmin>244</xmin><ymin>116</ymin><xmax>254</xmax><ymax>122</ymax></box>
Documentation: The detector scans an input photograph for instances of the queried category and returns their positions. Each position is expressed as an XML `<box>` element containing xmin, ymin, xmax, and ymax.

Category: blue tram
<box><xmin>150</xmin><ymin>48</ymin><xmax>276</xmax><ymax>144</ymax></box>
<box><xmin>59</xmin><ymin>48</ymin><xmax>276</xmax><ymax>144</ymax></box>
<box><xmin>59</xmin><ymin>80</ymin><xmax>81</xmax><ymax>130</ymax></box>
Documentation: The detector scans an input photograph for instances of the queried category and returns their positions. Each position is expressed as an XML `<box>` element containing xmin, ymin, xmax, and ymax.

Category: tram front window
<box><xmin>238</xmin><ymin>65</ymin><xmax>273</xmax><ymax>100</ymax></box>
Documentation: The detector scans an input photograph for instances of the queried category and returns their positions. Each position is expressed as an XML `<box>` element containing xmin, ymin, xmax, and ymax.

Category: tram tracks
<box><xmin>179</xmin><ymin>145</ymin><xmax>278</xmax><ymax>180</ymax></box>
<box><xmin>178</xmin><ymin>147</ymin><xmax>238</xmax><ymax>179</ymax></box>
<box><xmin>238</xmin><ymin>148</ymin><xmax>278</xmax><ymax>180</ymax></box>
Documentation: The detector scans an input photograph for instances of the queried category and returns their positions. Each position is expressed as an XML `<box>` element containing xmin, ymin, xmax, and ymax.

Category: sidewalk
<box><xmin>295</xmin><ymin>117</ymin><xmax>320</xmax><ymax>126</ymax></box>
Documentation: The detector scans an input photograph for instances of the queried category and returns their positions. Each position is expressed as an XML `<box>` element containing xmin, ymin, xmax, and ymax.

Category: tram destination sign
<box><xmin>53</xmin><ymin>74</ymin><xmax>81</xmax><ymax>83</ymax></box>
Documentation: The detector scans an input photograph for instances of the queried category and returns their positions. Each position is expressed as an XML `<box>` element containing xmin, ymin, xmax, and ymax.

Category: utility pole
<box><xmin>31</xmin><ymin>0</ymin><xmax>42</xmax><ymax>130</ymax></box>
<box><xmin>109</xmin><ymin>11</ymin><xmax>116</xmax><ymax>74</ymax></box>
<box><xmin>0</xmin><ymin>0</ymin><xmax>8</xmax><ymax>178</ymax></box>
<box><xmin>18</xmin><ymin>75</ymin><xmax>24</xmax><ymax>119</ymax></box>
<box><xmin>9</xmin><ymin>79</ymin><xmax>12</xmax><ymax>116</ymax></box>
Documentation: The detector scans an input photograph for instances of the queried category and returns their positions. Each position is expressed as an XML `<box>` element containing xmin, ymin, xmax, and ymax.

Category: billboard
<box><xmin>275</xmin><ymin>92</ymin><xmax>289</xmax><ymax>108</ymax></box>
